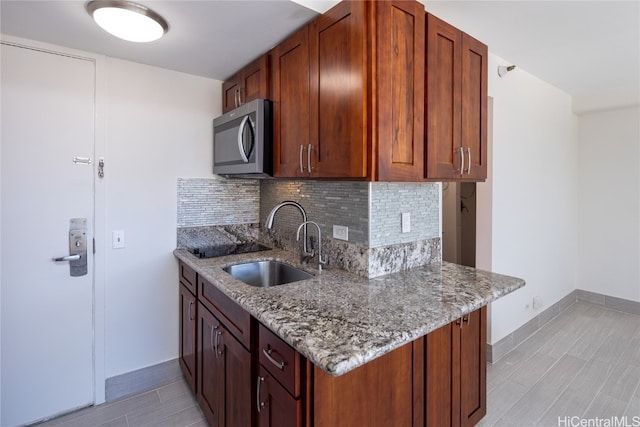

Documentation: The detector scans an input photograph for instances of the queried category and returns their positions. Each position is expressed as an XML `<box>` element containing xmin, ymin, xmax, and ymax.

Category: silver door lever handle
<box><xmin>53</xmin><ymin>254</ymin><xmax>81</xmax><ymax>262</ymax></box>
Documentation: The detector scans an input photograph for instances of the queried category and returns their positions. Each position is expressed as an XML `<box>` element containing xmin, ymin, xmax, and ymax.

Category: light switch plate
<box><xmin>401</xmin><ymin>213</ymin><xmax>411</xmax><ymax>233</ymax></box>
<box><xmin>112</xmin><ymin>230</ymin><xmax>125</xmax><ymax>249</ymax></box>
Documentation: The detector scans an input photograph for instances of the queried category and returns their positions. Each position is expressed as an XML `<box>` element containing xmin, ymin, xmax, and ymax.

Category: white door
<box><xmin>1</xmin><ymin>43</ymin><xmax>95</xmax><ymax>426</ymax></box>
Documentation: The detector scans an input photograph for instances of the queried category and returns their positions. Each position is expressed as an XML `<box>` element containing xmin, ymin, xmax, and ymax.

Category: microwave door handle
<box><xmin>237</xmin><ymin>115</ymin><xmax>251</xmax><ymax>163</ymax></box>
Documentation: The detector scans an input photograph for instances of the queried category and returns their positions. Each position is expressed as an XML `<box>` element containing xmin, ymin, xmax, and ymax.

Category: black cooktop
<box><xmin>190</xmin><ymin>242</ymin><xmax>271</xmax><ymax>259</ymax></box>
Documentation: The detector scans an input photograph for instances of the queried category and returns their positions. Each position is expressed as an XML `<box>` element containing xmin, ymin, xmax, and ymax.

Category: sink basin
<box><xmin>223</xmin><ymin>260</ymin><xmax>313</xmax><ymax>287</ymax></box>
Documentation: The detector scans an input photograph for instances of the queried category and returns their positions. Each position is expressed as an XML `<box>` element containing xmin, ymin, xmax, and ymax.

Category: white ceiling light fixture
<box><xmin>86</xmin><ymin>0</ymin><xmax>168</xmax><ymax>43</ymax></box>
<box><xmin>497</xmin><ymin>65</ymin><xmax>516</xmax><ymax>78</ymax></box>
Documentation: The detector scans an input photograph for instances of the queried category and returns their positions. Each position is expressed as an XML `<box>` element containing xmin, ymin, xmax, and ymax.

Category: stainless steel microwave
<box><xmin>212</xmin><ymin>98</ymin><xmax>272</xmax><ymax>178</ymax></box>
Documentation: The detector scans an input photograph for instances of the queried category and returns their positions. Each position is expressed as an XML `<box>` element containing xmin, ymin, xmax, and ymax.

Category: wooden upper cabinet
<box><xmin>460</xmin><ymin>33</ymin><xmax>488</xmax><ymax>181</ymax></box>
<box><xmin>309</xmin><ymin>0</ymin><xmax>368</xmax><ymax>178</ymax></box>
<box><xmin>375</xmin><ymin>0</ymin><xmax>425</xmax><ymax>181</ymax></box>
<box><xmin>222</xmin><ymin>54</ymin><xmax>269</xmax><ymax>113</ymax></box>
<box><xmin>425</xmin><ymin>13</ymin><xmax>461</xmax><ymax>181</ymax></box>
<box><xmin>270</xmin><ymin>26</ymin><xmax>311</xmax><ymax>178</ymax></box>
<box><xmin>425</xmin><ymin>13</ymin><xmax>487</xmax><ymax>181</ymax></box>
<box><xmin>272</xmin><ymin>0</ymin><xmax>426</xmax><ymax>180</ymax></box>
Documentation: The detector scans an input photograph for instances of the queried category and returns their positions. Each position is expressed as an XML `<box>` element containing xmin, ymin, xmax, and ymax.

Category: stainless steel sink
<box><xmin>223</xmin><ymin>260</ymin><xmax>313</xmax><ymax>287</ymax></box>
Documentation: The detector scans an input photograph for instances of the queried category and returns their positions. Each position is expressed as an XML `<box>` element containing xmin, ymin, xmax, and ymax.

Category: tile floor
<box><xmin>36</xmin><ymin>301</ymin><xmax>639</xmax><ymax>427</ymax></box>
<box><xmin>480</xmin><ymin>301</ymin><xmax>640</xmax><ymax>426</ymax></box>
<box><xmin>35</xmin><ymin>378</ymin><xmax>206</xmax><ymax>427</ymax></box>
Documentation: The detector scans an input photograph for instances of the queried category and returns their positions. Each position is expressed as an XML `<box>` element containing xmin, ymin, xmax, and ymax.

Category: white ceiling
<box><xmin>1</xmin><ymin>0</ymin><xmax>638</xmax><ymax>113</ymax></box>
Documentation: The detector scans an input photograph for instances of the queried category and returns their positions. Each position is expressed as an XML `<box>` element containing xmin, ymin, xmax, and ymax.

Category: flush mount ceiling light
<box><xmin>86</xmin><ymin>0</ymin><xmax>168</xmax><ymax>43</ymax></box>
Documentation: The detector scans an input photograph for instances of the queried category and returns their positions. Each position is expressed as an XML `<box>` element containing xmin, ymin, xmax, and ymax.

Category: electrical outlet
<box><xmin>112</xmin><ymin>230</ymin><xmax>125</xmax><ymax>249</ymax></box>
<box><xmin>533</xmin><ymin>296</ymin><xmax>543</xmax><ymax>310</ymax></box>
<box><xmin>333</xmin><ymin>225</ymin><xmax>349</xmax><ymax>241</ymax></box>
<box><xmin>401</xmin><ymin>212</ymin><xmax>411</xmax><ymax>233</ymax></box>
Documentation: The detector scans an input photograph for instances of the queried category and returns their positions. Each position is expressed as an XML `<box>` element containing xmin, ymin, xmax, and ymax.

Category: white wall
<box><xmin>577</xmin><ymin>106</ymin><xmax>640</xmax><ymax>302</ymax></box>
<box><xmin>479</xmin><ymin>53</ymin><xmax>578</xmax><ymax>343</ymax></box>
<box><xmin>104</xmin><ymin>57</ymin><xmax>219</xmax><ymax>377</ymax></box>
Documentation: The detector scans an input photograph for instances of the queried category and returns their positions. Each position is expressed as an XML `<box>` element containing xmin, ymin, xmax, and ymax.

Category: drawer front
<box><xmin>199</xmin><ymin>276</ymin><xmax>254</xmax><ymax>350</ymax></box>
<box><xmin>259</xmin><ymin>323</ymin><xmax>301</xmax><ymax>397</ymax></box>
<box><xmin>179</xmin><ymin>261</ymin><xmax>196</xmax><ymax>294</ymax></box>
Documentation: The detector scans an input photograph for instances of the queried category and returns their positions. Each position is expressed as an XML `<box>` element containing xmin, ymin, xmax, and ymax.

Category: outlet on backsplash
<box><xmin>333</xmin><ymin>225</ymin><xmax>349</xmax><ymax>241</ymax></box>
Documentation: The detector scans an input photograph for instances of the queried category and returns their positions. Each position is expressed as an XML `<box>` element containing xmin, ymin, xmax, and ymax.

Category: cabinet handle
<box><xmin>215</xmin><ymin>330</ymin><xmax>223</xmax><ymax>358</ymax></box>
<box><xmin>256</xmin><ymin>376</ymin><xmax>265</xmax><ymax>413</ymax></box>
<box><xmin>211</xmin><ymin>325</ymin><xmax>217</xmax><ymax>353</ymax></box>
<box><xmin>466</xmin><ymin>148</ymin><xmax>472</xmax><ymax>175</ymax></box>
<box><xmin>307</xmin><ymin>144</ymin><xmax>314</xmax><ymax>173</ymax></box>
<box><xmin>235</xmin><ymin>89</ymin><xmax>240</xmax><ymax>108</ymax></box>
<box><xmin>239</xmin><ymin>88</ymin><xmax>244</xmax><ymax>106</ymax></box>
<box><xmin>458</xmin><ymin>147</ymin><xmax>465</xmax><ymax>175</ymax></box>
<box><xmin>263</xmin><ymin>347</ymin><xmax>285</xmax><ymax>370</ymax></box>
<box><xmin>188</xmin><ymin>301</ymin><xmax>194</xmax><ymax>321</ymax></box>
<box><xmin>456</xmin><ymin>315</ymin><xmax>471</xmax><ymax>329</ymax></box>
<box><xmin>299</xmin><ymin>145</ymin><xmax>306</xmax><ymax>173</ymax></box>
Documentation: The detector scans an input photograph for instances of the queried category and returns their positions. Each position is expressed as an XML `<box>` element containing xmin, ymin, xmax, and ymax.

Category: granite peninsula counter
<box><xmin>174</xmin><ymin>247</ymin><xmax>525</xmax><ymax>376</ymax></box>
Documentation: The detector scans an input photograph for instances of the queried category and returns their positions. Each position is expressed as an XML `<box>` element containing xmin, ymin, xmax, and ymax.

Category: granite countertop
<box><xmin>174</xmin><ymin>247</ymin><xmax>525</xmax><ymax>376</ymax></box>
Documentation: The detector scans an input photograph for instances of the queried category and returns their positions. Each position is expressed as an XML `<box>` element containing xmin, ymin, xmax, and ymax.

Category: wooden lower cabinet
<box><xmin>179</xmin><ymin>282</ymin><xmax>197</xmax><ymax>394</ymax></box>
<box><xmin>179</xmin><ymin>261</ymin><xmax>486</xmax><ymax>427</ymax></box>
<box><xmin>257</xmin><ymin>365</ymin><xmax>303</xmax><ymax>427</ymax></box>
<box><xmin>313</xmin><ymin>341</ymin><xmax>415</xmax><ymax>427</ymax></box>
<box><xmin>198</xmin><ymin>302</ymin><xmax>253</xmax><ymax>427</ymax></box>
<box><xmin>424</xmin><ymin>306</ymin><xmax>487</xmax><ymax>427</ymax></box>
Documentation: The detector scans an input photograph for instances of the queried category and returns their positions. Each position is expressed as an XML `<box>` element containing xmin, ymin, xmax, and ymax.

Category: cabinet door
<box><xmin>271</xmin><ymin>26</ymin><xmax>311</xmax><ymax>178</ymax></box>
<box><xmin>179</xmin><ymin>284</ymin><xmax>197</xmax><ymax>394</ymax></box>
<box><xmin>218</xmin><ymin>320</ymin><xmax>254</xmax><ymax>427</ymax></box>
<box><xmin>425</xmin><ymin>321</ymin><xmax>456</xmax><ymax>427</ymax></box>
<box><xmin>314</xmin><ymin>341</ymin><xmax>414</xmax><ymax>427</ymax></box>
<box><xmin>242</xmin><ymin>55</ymin><xmax>269</xmax><ymax>105</ymax></box>
<box><xmin>309</xmin><ymin>0</ymin><xmax>367</xmax><ymax>178</ymax></box>
<box><xmin>198</xmin><ymin>303</ymin><xmax>223</xmax><ymax>427</ymax></box>
<box><xmin>425</xmin><ymin>13</ymin><xmax>462</xmax><ymax>180</ymax></box>
<box><xmin>257</xmin><ymin>366</ymin><xmax>302</xmax><ymax>427</ymax></box>
<box><xmin>424</xmin><ymin>307</ymin><xmax>486</xmax><ymax>427</ymax></box>
<box><xmin>222</xmin><ymin>74</ymin><xmax>241</xmax><ymax>114</ymax></box>
<box><xmin>460</xmin><ymin>34</ymin><xmax>487</xmax><ymax>181</ymax></box>
<box><xmin>459</xmin><ymin>307</ymin><xmax>486</xmax><ymax>427</ymax></box>
<box><xmin>375</xmin><ymin>0</ymin><xmax>425</xmax><ymax>181</ymax></box>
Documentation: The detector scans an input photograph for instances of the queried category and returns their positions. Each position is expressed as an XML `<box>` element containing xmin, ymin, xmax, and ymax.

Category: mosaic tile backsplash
<box><xmin>260</xmin><ymin>180</ymin><xmax>370</xmax><ymax>246</ymax></box>
<box><xmin>177</xmin><ymin>177</ymin><xmax>259</xmax><ymax>227</ymax></box>
<box><xmin>261</xmin><ymin>180</ymin><xmax>440</xmax><ymax>248</ymax></box>
<box><xmin>177</xmin><ymin>178</ymin><xmax>441</xmax><ymax>276</ymax></box>
<box><xmin>369</xmin><ymin>182</ymin><xmax>440</xmax><ymax>247</ymax></box>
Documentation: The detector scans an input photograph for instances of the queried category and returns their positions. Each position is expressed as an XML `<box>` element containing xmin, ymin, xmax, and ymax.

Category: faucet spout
<box><xmin>265</xmin><ymin>200</ymin><xmax>311</xmax><ymax>257</ymax></box>
<box><xmin>296</xmin><ymin>221</ymin><xmax>327</xmax><ymax>273</ymax></box>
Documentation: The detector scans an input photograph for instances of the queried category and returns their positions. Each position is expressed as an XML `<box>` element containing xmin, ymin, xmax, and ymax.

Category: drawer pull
<box><xmin>263</xmin><ymin>347</ymin><xmax>285</xmax><ymax>370</ymax></box>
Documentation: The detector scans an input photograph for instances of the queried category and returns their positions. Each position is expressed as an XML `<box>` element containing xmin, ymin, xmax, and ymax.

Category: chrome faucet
<box><xmin>296</xmin><ymin>221</ymin><xmax>327</xmax><ymax>273</ymax></box>
<box><xmin>265</xmin><ymin>201</ymin><xmax>313</xmax><ymax>262</ymax></box>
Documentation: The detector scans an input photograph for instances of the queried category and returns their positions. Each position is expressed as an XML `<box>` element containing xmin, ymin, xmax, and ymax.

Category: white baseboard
<box><xmin>105</xmin><ymin>358</ymin><xmax>181</xmax><ymax>402</ymax></box>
